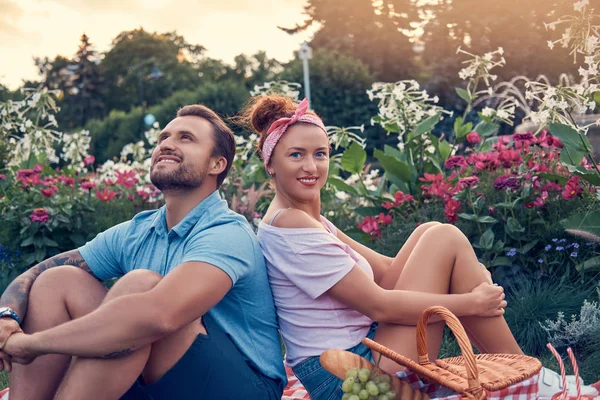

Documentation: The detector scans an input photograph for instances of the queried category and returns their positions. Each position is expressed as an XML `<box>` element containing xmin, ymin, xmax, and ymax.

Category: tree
<box><xmin>68</xmin><ymin>34</ymin><xmax>105</xmax><ymax>128</ymax></box>
<box><xmin>280</xmin><ymin>49</ymin><xmax>392</xmax><ymax>153</ymax></box>
<box><xmin>281</xmin><ymin>0</ymin><xmax>417</xmax><ymax>82</ymax></box>
<box><xmin>101</xmin><ymin>29</ymin><xmax>206</xmax><ymax>112</ymax></box>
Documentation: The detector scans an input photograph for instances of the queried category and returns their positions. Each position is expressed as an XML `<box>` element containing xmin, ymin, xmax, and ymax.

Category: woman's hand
<box><xmin>470</xmin><ymin>282</ymin><xmax>507</xmax><ymax>317</ymax></box>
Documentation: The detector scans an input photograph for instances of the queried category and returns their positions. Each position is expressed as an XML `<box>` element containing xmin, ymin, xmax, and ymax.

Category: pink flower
<box><xmin>458</xmin><ymin>176</ymin><xmax>479</xmax><ymax>188</ymax></box>
<box><xmin>30</xmin><ymin>208</ymin><xmax>49</xmax><ymax>223</ymax></box>
<box><xmin>512</xmin><ymin>132</ymin><xmax>535</xmax><ymax>143</ymax></box>
<box><xmin>40</xmin><ymin>188</ymin><xmax>55</xmax><ymax>198</ymax></box>
<box><xmin>0</xmin><ymin>174</ymin><xmax>5</xmax><ymax>180</ymax></box>
<box><xmin>358</xmin><ymin>216</ymin><xmax>381</xmax><ymax>238</ymax></box>
<box><xmin>83</xmin><ymin>155</ymin><xmax>95</xmax><ymax>166</ymax></box>
<box><xmin>96</xmin><ymin>188</ymin><xmax>117</xmax><ymax>202</ymax></box>
<box><xmin>81</xmin><ymin>181</ymin><xmax>97</xmax><ymax>190</ymax></box>
<box><xmin>33</xmin><ymin>164</ymin><xmax>44</xmax><ymax>173</ymax></box>
<box><xmin>377</xmin><ymin>213</ymin><xmax>392</xmax><ymax>226</ymax></box>
<box><xmin>562</xmin><ymin>176</ymin><xmax>583</xmax><ymax>200</ymax></box>
<box><xmin>466</xmin><ymin>132</ymin><xmax>481</xmax><ymax>144</ymax></box>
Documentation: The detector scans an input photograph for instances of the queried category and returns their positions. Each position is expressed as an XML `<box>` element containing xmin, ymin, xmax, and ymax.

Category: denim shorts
<box><xmin>292</xmin><ymin>323</ymin><xmax>378</xmax><ymax>400</ymax></box>
<box><xmin>120</xmin><ymin>313</ymin><xmax>282</xmax><ymax>400</ymax></box>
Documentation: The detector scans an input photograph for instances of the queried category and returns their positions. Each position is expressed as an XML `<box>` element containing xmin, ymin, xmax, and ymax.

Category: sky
<box><xmin>0</xmin><ymin>0</ymin><xmax>317</xmax><ymax>89</ymax></box>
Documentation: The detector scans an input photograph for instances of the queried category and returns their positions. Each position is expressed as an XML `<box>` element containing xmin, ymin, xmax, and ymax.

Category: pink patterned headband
<box><xmin>261</xmin><ymin>98</ymin><xmax>327</xmax><ymax>167</ymax></box>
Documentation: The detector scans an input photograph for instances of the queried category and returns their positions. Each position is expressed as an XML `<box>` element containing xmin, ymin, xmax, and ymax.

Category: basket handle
<box><xmin>416</xmin><ymin>306</ymin><xmax>484</xmax><ymax>399</ymax></box>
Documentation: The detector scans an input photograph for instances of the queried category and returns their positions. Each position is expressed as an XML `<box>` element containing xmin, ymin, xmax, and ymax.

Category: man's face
<box><xmin>150</xmin><ymin>116</ymin><xmax>216</xmax><ymax>191</ymax></box>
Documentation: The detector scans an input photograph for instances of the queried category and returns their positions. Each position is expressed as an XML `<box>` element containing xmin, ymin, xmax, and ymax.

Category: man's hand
<box><xmin>3</xmin><ymin>332</ymin><xmax>39</xmax><ymax>365</ymax></box>
<box><xmin>0</xmin><ymin>317</ymin><xmax>23</xmax><ymax>372</ymax></box>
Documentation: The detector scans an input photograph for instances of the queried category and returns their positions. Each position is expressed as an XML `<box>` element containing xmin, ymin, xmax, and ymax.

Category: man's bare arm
<box><xmin>0</xmin><ymin>250</ymin><xmax>96</xmax><ymax>321</ymax></box>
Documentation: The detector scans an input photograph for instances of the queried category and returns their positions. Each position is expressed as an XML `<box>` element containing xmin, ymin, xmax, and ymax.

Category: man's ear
<box><xmin>209</xmin><ymin>156</ymin><xmax>227</xmax><ymax>177</ymax></box>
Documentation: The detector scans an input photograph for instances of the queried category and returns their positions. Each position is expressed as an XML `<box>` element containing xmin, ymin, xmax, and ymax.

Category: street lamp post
<box><xmin>299</xmin><ymin>41</ymin><xmax>313</xmax><ymax>108</ymax></box>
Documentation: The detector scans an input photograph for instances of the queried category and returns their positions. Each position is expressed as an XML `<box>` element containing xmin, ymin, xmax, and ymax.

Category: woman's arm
<box><xmin>335</xmin><ymin>228</ymin><xmax>393</xmax><ymax>285</ymax></box>
<box><xmin>327</xmin><ymin>265</ymin><xmax>505</xmax><ymax>325</ymax></box>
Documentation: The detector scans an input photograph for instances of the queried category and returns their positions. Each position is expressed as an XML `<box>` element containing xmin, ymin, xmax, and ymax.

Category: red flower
<box><xmin>83</xmin><ymin>155</ymin><xmax>95</xmax><ymax>166</ymax></box>
<box><xmin>96</xmin><ymin>188</ymin><xmax>117</xmax><ymax>202</ymax></box>
<box><xmin>444</xmin><ymin>198</ymin><xmax>461</xmax><ymax>223</ymax></box>
<box><xmin>512</xmin><ymin>132</ymin><xmax>535</xmax><ymax>143</ymax></box>
<box><xmin>103</xmin><ymin>178</ymin><xmax>115</xmax><ymax>186</ymax></box>
<box><xmin>444</xmin><ymin>155</ymin><xmax>467</xmax><ymax>169</ymax></box>
<box><xmin>562</xmin><ymin>176</ymin><xmax>583</xmax><ymax>200</ymax></box>
<box><xmin>494</xmin><ymin>175</ymin><xmax>520</xmax><ymax>190</ymax></box>
<box><xmin>30</xmin><ymin>208</ymin><xmax>49</xmax><ymax>223</ymax></box>
<box><xmin>115</xmin><ymin>170</ymin><xmax>139</xmax><ymax>189</ymax></box>
<box><xmin>419</xmin><ymin>173</ymin><xmax>444</xmax><ymax>183</ymax></box>
<box><xmin>40</xmin><ymin>188</ymin><xmax>55</xmax><ymax>198</ymax></box>
<box><xmin>458</xmin><ymin>176</ymin><xmax>479</xmax><ymax>189</ymax></box>
<box><xmin>358</xmin><ymin>216</ymin><xmax>381</xmax><ymax>238</ymax></box>
<box><xmin>377</xmin><ymin>213</ymin><xmax>392</xmax><ymax>226</ymax></box>
<box><xmin>33</xmin><ymin>164</ymin><xmax>44</xmax><ymax>173</ymax></box>
<box><xmin>466</xmin><ymin>132</ymin><xmax>481</xmax><ymax>144</ymax></box>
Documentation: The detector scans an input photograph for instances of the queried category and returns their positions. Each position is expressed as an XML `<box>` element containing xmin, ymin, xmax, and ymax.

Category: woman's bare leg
<box><xmin>373</xmin><ymin>224</ymin><xmax>522</xmax><ymax>373</ymax></box>
<box><xmin>377</xmin><ymin>221</ymin><xmax>441</xmax><ymax>290</ymax></box>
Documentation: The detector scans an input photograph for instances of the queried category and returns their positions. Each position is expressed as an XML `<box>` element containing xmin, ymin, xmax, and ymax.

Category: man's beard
<box><xmin>150</xmin><ymin>160</ymin><xmax>208</xmax><ymax>191</ymax></box>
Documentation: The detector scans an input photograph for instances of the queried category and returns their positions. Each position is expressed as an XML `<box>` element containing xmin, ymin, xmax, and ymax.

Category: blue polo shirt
<box><xmin>79</xmin><ymin>191</ymin><xmax>286</xmax><ymax>389</ymax></box>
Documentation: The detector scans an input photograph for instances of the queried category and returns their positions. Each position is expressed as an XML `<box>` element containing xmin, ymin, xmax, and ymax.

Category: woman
<box><xmin>240</xmin><ymin>95</ymin><xmax>590</xmax><ymax>400</ymax></box>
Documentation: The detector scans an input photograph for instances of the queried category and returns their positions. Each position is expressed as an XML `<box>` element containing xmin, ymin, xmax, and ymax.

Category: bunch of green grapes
<box><xmin>341</xmin><ymin>368</ymin><xmax>396</xmax><ymax>400</ymax></box>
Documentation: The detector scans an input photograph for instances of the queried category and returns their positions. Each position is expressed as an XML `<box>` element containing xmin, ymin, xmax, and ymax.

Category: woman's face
<box><xmin>268</xmin><ymin>123</ymin><xmax>329</xmax><ymax>203</ymax></box>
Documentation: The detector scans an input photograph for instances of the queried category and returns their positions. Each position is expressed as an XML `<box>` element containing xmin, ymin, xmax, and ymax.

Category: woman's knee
<box><xmin>421</xmin><ymin>223</ymin><xmax>468</xmax><ymax>247</ymax></box>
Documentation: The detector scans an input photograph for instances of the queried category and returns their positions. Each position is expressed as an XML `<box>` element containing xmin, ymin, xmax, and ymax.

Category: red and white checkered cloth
<box><xmin>282</xmin><ymin>366</ymin><xmax>310</xmax><ymax>400</ymax></box>
<box><xmin>281</xmin><ymin>367</ymin><xmax>543</xmax><ymax>400</ymax></box>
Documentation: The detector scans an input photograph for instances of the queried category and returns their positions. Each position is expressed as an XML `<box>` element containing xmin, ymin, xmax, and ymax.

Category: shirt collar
<box><xmin>169</xmin><ymin>190</ymin><xmax>223</xmax><ymax>238</ymax></box>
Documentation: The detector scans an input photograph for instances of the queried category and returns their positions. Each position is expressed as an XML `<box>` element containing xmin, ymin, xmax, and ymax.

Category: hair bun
<box><xmin>248</xmin><ymin>95</ymin><xmax>297</xmax><ymax>135</ymax></box>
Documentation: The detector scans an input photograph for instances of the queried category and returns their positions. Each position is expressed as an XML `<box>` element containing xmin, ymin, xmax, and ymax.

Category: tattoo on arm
<box><xmin>103</xmin><ymin>348</ymin><xmax>135</xmax><ymax>359</ymax></box>
<box><xmin>0</xmin><ymin>250</ymin><xmax>98</xmax><ymax>321</ymax></box>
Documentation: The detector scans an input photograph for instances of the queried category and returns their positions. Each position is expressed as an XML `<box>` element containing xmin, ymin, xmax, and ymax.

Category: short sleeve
<box><xmin>181</xmin><ymin>222</ymin><xmax>256</xmax><ymax>285</ymax></box>
<box><xmin>78</xmin><ymin>221</ymin><xmax>130</xmax><ymax>281</ymax></box>
<box><xmin>287</xmin><ymin>233</ymin><xmax>357</xmax><ymax>299</ymax></box>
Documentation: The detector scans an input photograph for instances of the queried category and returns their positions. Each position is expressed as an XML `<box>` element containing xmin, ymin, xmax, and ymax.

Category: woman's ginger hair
<box><xmin>238</xmin><ymin>94</ymin><xmax>321</xmax><ymax>161</ymax></box>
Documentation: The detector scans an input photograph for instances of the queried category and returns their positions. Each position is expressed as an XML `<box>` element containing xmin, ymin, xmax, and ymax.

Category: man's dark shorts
<box><xmin>120</xmin><ymin>313</ymin><xmax>283</xmax><ymax>400</ymax></box>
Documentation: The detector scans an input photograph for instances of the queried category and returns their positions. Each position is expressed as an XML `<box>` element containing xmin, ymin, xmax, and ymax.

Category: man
<box><xmin>0</xmin><ymin>105</ymin><xmax>286</xmax><ymax>399</ymax></box>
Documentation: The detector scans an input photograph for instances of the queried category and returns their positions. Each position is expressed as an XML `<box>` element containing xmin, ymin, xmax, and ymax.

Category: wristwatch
<box><xmin>0</xmin><ymin>307</ymin><xmax>21</xmax><ymax>325</ymax></box>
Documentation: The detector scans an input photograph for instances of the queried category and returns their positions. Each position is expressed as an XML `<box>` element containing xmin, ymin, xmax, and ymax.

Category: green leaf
<box><xmin>384</xmin><ymin>172</ymin><xmax>409</xmax><ymax>193</ymax></box>
<box><xmin>538</xmin><ymin>173</ymin><xmax>568</xmax><ymax>186</ymax></box>
<box><xmin>458</xmin><ymin>213</ymin><xmax>478</xmax><ymax>221</ymax></box>
<box><xmin>571</xmin><ymin>167</ymin><xmax>600</xmax><ymax>186</ymax></box>
<box><xmin>473</xmin><ymin>121</ymin><xmax>500</xmax><ymax>137</ymax></box>
<box><xmin>373</xmin><ymin>149</ymin><xmax>411</xmax><ymax>182</ymax></box>
<box><xmin>561</xmin><ymin>210</ymin><xmax>600</xmax><ymax>237</ymax></box>
<box><xmin>327</xmin><ymin>176</ymin><xmax>358</xmax><ymax>195</ymax></box>
<box><xmin>383</xmin><ymin>144</ymin><xmax>403</xmax><ymax>159</ymax></box>
<box><xmin>43</xmin><ymin>237</ymin><xmax>59</xmax><ymax>247</ymax></box>
<box><xmin>455</xmin><ymin>88</ymin><xmax>471</xmax><ymax>103</ymax></box>
<box><xmin>560</xmin><ymin>147</ymin><xmax>585</xmax><ymax>166</ymax></box>
<box><xmin>439</xmin><ymin>140</ymin><xmax>452</xmax><ymax>160</ymax></box>
<box><xmin>20</xmin><ymin>237</ymin><xmax>34</xmax><ymax>247</ymax></box>
<box><xmin>413</xmin><ymin>112</ymin><xmax>441</xmax><ymax>137</ymax></box>
<box><xmin>493</xmin><ymin>240</ymin><xmax>505</xmax><ymax>252</ymax></box>
<box><xmin>35</xmin><ymin>247</ymin><xmax>46</xmax><ymax>262</ymax></box>
<box><xmin>549</xmin><ymin>122</ymin><xmax>592</xmax><ymax>153</ymax></box>
<box><xmin>477</xmin><ymin>216</ymin><xmax>498</xmax><ymax>224</ymax></box>
<box><xmin>491</xmin><ymin>257</ymin><xmax>512</xmax><ymax>267</ymax></box>
<box><xmin>355</xmin><ymin>207</ymin><xmax>385</xmax><ymax>217</ymax></box>
<box><xmin>479</xmin><ymin>229</ymin><xmax>495</xmax><ymax>250</ymax></box>
<box><xmin>340</xmin><ymin>142</ymin><xmax>367</xmax><ymax>174</ymax></box>
<box><xmin>576</xmin><ymin>256</ymin><xmax>600</xmax><ymax>272</ymax></box>
<box><xmin>507</xmin><ymin>217</ymin><xmax>525</xmax><ymax>233</ymax></box>
<box><xmin>519</xmin><ymin>240</ymin><xmax>538</xmax><ymax>255</ymax></box>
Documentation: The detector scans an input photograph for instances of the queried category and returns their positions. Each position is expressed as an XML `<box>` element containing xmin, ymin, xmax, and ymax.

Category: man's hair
<box><xmin>176</xmin><ymin>105</ymin><xmax>235</xmax><ymax>188</ymax></box>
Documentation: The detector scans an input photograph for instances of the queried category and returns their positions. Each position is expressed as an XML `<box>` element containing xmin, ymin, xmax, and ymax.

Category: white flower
<box><xmin>482</xmin><ymin>107</ymin><xmax>495</xmax><ymax>117</ymax></box>
<box><xmin>548</xmin><ymin>41</ymin><xmax>555</xmax><ymax>50</ymax></box>
<box><xmin>573</xmin><ymin>0</ymin><xmax>588</xmax><ymax>12</ymax></box>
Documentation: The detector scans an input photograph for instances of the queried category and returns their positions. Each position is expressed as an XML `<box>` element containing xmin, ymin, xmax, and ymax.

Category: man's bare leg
<box><xmin>9</xmin><ymin>266</ymin><xmax>107</xmax><ymax>400</ymax></box>
<box><xmin>55</xmin><ymin>270</ymin><xmax>206</xmax><ymax>400</ymax></box>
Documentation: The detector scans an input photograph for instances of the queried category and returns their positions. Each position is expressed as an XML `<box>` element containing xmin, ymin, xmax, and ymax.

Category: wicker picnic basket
<box><xmin>363</xmin><ymin>306</ymin><xmax>542</xmax><ymax>400</ymax></box>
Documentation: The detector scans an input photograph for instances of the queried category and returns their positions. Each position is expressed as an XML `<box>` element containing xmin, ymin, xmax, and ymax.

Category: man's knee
<box><xmin>32</xmin><ymin>265</ymin><xmax>98</xmax><ymax>295</ymax></box>
<box><xmin>108</xmin><ymin>270</ymin><xmax>162</xmax><ymax>297</ymax></box>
